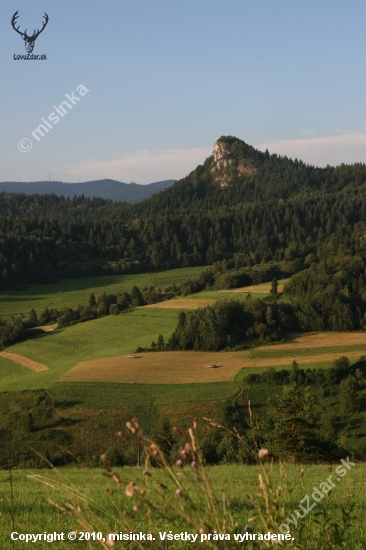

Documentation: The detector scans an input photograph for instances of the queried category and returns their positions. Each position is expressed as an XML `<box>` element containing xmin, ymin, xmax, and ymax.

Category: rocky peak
<box><xmin>211</xmin><ymin>138</ymin><xmax>256</xmax><ymax>187</ymax></box>
<box><xmin>212</xmin><ymin>141</ymin><xmax>232</xmax><ymax>167</ymax></box>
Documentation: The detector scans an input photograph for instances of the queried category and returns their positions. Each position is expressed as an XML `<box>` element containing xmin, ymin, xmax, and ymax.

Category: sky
<box><xmin>2</xmin><ymin>0</ymin><xmax>366</xmax><ymax>183</ymax></box>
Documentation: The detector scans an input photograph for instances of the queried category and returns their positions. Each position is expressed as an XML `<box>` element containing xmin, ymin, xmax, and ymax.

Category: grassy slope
<box><xmin>0</xmin><ymin>266</ymin><xmax>206</xmax><ymax>318</ymax></box>
<box><xmin>0</xmin><ymin>308</ymin><xmax>179</xmax><ymax>391</ymax></box>
<box><xmin>1</xmin><ymin>270</ymin><xmax>366</xmax><ymax>467</ymax></box>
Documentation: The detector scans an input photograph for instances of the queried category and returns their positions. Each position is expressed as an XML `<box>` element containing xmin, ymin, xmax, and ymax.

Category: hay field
<box><xmin>59</xmin><ymin>330</ymin><xmax>366</xmax><ymax>384</ymax></box>
<box><xmin>59</xmin><ymin>351</ymin><xmax>249</xmax><ymax>384</ymax></box>
<box><xmin>257</xmin><ymin>331</ymin><xmax>366</xmax><ymax>350</ymax></box>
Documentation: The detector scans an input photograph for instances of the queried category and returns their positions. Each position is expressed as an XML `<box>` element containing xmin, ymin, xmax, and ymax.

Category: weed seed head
<box><xmin>258</xmin><ymin>448</ymin><xmax>269</xmax><ymax>460</ymax></box>
<box><xmin>125</xmin><ymin>481</ymin><xmax>138</xmax><ymax>497</ymax></box>
<box><xmin>150</xmin><ymin>443</ymin><xmax>159</xmax><ymax>457</ymax></box>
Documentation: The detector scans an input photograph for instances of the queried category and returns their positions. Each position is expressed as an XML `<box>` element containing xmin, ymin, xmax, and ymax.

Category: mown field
<box><xmin>0</xmin><ymin>308</ymin><xmax>180</xmax><ymax>391</ymax></box>
<box><xmin>3</xmin><ymin>311</ymin><xmax>366</xmax><ymax>391</ymax></box>
<box><xmin>1</xmin><ymin>268</ymin><xmax>366</xmax><ymax>465</ymax></box>
<box><xmin>0</xmin><ymin>462</ymin><xmax>365</xmax><ymax>549</ymax></box>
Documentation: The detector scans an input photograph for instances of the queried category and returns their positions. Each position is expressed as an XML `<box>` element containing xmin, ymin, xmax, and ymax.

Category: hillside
<box><xmin>0</xmin><ymin>178</ymin><xmax>175</xmax><ymax>203</ymax></box>
<box><xmin>131</xmin><ymin>135</ymin><xmax>366</xmax><ymax>213</ymax></box>
<box><xmin>1</xmin><ymin>135</ymin><xmax>366</xmax><ymax>289</ymax></box>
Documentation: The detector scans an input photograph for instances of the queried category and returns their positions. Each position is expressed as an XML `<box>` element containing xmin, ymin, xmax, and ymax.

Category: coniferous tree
<box><xmin>263</xmin><ymin>384</ymin><xmax>334</xmax><ymax>462</ymax></box>
<box><xmin>340</xmin><ymin>375</ymin><xmax>359</xmax><ymax>413</ymax></box>
<box><xmin>89</xmin><ymin>293</ymin><xmax>96</xmax><ymax>308</ymax></box>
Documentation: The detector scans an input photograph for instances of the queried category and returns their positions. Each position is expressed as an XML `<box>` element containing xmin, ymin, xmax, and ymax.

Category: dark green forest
<box><xmin>2</xmin><ymin>135</ymin><xmax>366</xmax><ymax>291</ymax></box>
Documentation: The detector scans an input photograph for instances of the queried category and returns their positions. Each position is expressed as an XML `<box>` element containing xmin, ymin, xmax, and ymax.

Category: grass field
<box><xmin>2</xmin><ymin>271</ymin><xmax>366</xmax><ymax>467</ymax></box>
<box><xmin>60</xmin><ymin>347</ymin><xmax>366</xmax><ymax>385</ymax></box>
<box><xmin>0</xmin><ymin>266</ymin><xmax>207</xmax><ymax>318</ymax></box>
<box><xmin>1</xmin><ymin>271</ymin><xmax>366</xmax><ymax>549</ymax></box>
<box><xmin>0</xmin><ymin>463</ymin><xmax>365</xmax><ymax>549</ymax></box>
<box><xmin>3</xmin><ymin>317</ymin><xmax>366</xmax><ymax>391</ymax></box>
<box><xmin>0</xmin><ymin>308</ymin><xmax>180</xmax><ymax>391</ymax></box>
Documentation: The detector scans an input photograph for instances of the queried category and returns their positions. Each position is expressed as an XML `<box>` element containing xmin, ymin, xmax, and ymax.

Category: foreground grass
<box><xmin>0</xmin><ymin>463</ymin><xmax>364</xmax><ymax>549</ymax></box>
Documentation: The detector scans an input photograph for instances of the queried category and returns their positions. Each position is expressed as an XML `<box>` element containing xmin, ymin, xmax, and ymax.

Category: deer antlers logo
<box><xmin>11</xmin><ymin>11</ymin><xmax>49</xmax><ymax>54</ymax></box>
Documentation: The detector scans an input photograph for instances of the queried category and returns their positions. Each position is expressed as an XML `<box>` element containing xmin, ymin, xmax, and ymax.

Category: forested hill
<box><xmin>1</xmin><ymin>135</ymin><xmax>366</xmax><ymax>288</ymax></box>
<box><xmin>131</xmin><ymin>135</ymin><xmax>366</xmax><ymax>213</ymax></box>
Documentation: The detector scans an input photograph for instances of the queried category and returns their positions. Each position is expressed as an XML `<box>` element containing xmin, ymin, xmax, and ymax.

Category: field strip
<box><xmin>59</xmin><ymin>346</ymin><xmax>366</xmax><ymax>385</ymax></box>
<box><xmin>218</xmin><ymin>284</ymin><xmax>284</xmax><ymax>294</ymax></box>
<box><xmin>0</xmin><ymin>351</ymin><xmax>49</xmax><ymax>372</ymax></box>
<box><xmin>250</xmin><ymin>344</ymin><xmax>366</xmax><ymax>358</ymax></box>
<box><xmin>256</xmin><ymin>331</ymin><xmax>366</xmax><ymax>350</ymax></box>
<box><xmin>145</xmin><ymin>298</ymin><xmax>217</xmax><ymax>309</ymax></box>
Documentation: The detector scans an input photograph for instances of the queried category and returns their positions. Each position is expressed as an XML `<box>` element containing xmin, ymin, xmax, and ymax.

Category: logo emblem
<box><xmin>11</xmin><ymin>11</ymin><xmax>49</xmax><ymax>54</ymax></box>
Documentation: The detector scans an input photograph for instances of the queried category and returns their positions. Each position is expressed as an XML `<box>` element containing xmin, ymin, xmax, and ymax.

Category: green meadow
<box><xmin>0</xmin><ymin>266</ymin><xmax>206</xmax><ymax>318</ymax></box>
<box><xmin>0</xmin><ymin>307</ymin><xmax>180</xmax><ymax>391</ymax></box>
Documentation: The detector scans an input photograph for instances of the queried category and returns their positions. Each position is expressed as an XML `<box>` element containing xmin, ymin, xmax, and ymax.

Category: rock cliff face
<box><xmin>210</xmin><ymin>139</ymin><xmax>256</xmax><ymax>187</ymax></box>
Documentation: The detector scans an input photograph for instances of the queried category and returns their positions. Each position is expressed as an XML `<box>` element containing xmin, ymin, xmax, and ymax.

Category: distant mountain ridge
<box><xmin>0</xmin><ymin>178</ymin><xmax>176</xmax><ymax>203</ymax></box>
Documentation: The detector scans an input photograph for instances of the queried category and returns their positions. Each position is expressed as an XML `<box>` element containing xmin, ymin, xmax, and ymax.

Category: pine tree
<box><xmin>131</xmin><ymin>286</ymin><xmax>144</xmax><ymax>306</ymax></box>
<box><xmin>263</xmin><ymin>384</ymin><xmax>333</xmax><ymax>462</ymax></box>
<box><xmin>340</xmin><ymin>375</ymin><xmax>359</xmax><ymax>413</ymax></box>
<box><xmin>28</xmin><ymin>308</ymin><xmax>38</xmax><ymax>327</ymax></box>
<box><xmin>89</xmin><ymin>293</ymin><xmax>96</xmax><ymax>308</ymax></box>
<box><xmin>271</xmin><ymin>278</ymin><xmax>278</xmax><ymax>295</ymax></box>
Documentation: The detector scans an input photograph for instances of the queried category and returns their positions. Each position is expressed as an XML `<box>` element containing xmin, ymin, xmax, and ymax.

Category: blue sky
<box><xmin>2</xmin><ymin>0</ymin><xmax>366</xmax><ymax>183</ymax></box>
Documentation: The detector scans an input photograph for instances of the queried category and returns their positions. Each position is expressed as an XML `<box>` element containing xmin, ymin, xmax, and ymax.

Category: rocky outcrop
<box><xmin>210</xmin><ymin>139</ymin><xmax>256</xmax><ymax>187</ymax></box>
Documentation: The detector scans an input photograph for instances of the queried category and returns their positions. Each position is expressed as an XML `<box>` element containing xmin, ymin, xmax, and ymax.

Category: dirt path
<box><xmin>85</xmin><ymin>326</ymin><xmax>99</xmax><ymax>353</ymax></box>
<box><xmin>0</xmin><ymin>351</ymin><xmax>49</xmax><ymax>372</ymax></box>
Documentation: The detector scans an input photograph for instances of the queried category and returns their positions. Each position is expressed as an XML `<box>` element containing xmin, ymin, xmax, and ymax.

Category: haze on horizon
<box><xmin>2</xmin><ymin>0</ymin><xmax>366</xmax><ymax>184</ymax></box>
